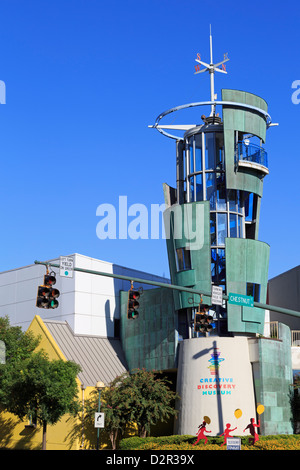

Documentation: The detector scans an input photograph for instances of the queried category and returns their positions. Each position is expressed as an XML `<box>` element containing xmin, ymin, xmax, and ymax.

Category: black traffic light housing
<box><xmin>36</xmin><ymin>272</ymin><xmax>60</xmax><ymax>309</ymax></box>
<box><xmin>127</xmin><ymin>284</ymin><xmax>141</xmax><ymax>319</ymax></box>
<box><xmin>194</xmin><ymin>304</ymin><xmax>214</xmax><ymax>333</ymax></box>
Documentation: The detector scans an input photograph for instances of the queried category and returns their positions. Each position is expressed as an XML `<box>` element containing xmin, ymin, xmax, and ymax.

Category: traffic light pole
<box><xmin>34</xmin><ymin>260</ymin><xmax>300</xmax><ymax>319</ymax></box>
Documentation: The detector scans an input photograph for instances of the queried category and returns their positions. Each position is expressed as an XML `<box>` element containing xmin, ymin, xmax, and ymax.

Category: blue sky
<box><xmin>0</xmin><ymin>0</ymin><xmax>299</xmax><ymax>280</ymax></box>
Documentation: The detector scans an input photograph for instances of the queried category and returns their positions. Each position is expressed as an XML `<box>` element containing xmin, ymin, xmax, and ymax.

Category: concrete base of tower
<box><xmin>174</xmin><ymin>336</ymin><xmax>257</xmax><ymax>437</ymax></box>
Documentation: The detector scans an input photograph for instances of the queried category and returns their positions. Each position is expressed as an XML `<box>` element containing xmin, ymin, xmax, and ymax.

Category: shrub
<box><xmin>119</xmin><ymin>434</ymin><xmax>300</xmax><ymax>451</ymax></box>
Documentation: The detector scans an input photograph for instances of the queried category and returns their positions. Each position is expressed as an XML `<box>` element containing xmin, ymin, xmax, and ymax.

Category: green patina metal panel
<box><xmin>222</xmin><ymin>89</ymin><xmax>268</xmax><ymax>197</ymax></box>
<box><xmin>120</xmin><ymin>287</ymin><xmax>177</xmax><ymax>371</ymax></box>
<box><xmin>225</xmin><ymin>238</ymin><xmax>270</xmax><ymax>334</ymax></box>
<box><xmin>252</xmin><ymin>323</ymin><xmax>293</xmax><ymax>434</ymax></box>
<box><xmin>163</xmin><ymin>201</ymin><xmax>211</xmax><ymax>309</ymax></box>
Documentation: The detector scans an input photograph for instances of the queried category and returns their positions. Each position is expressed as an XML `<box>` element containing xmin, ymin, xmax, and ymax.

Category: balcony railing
<box><xmin>292</xmin><ymin>330</ymin><xmax>300</xmax><ymax>347</ymax></box>
<box><xmin>235</xmin><ymin>141</ymin><xmax>268</xmax><ymax>173</ymax></box>
<box><xmin>264</xmin><ymin>321</ymin><xmax>279</xmax><ymax>339</ymax></box>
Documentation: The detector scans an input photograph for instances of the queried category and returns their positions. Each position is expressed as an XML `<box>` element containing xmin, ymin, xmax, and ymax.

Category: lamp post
<box><xmin>96</xmin><ymin>381</ymin><xmax>105</xmax><ymax>450</ymax></box>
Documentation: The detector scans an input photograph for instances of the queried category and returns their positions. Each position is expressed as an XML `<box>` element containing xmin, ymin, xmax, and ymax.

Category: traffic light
<box><xmin>127</xmin><ymin>289</ymin><xmax>140</xmax><ymax>319</ymax></box>
<box><xmin>194</xmin><ymin>304</ymin><xmax>215</xmax><ymax>334</ymax></box>
<box><xmin>36</xmin><ymin>273</ymin><xmax>60</xmax><ymax>309</ymax></box>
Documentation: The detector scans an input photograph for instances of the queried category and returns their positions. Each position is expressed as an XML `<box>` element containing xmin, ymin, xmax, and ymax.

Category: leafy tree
<box><xmin>0</xmin><ymin>315</ymin><xmax>40</xmax><ymax>363</ymax></box>
<box><xmin>0</xmin><ymin>316</ymin><xmax>81</xmax><ymax>450</ymax></box>
<box><xmin>86</xmin><ymin>374</ymin><xmax>133</xmax><ymax>449</ymax></box>
<box><xmin>122</xmin><ymin>369</ymin><xmax>179</xmax><ymax>438</ymax></box>
<box><xmin>87</xmin><ymin>369</ymin><xmax>179</xmax><ymax>448</ymax></box>
<box><xmin>0</xmin><ymin>351</ymin><xmax>81</xmax><ymax>449</ymax></box>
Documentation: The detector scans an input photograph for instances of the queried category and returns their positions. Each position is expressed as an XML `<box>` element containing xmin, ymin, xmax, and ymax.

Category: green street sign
<box><xmin>228</xmin><ymin>293</ymin><xmax>254</xmax><ymax>308</ymax></box>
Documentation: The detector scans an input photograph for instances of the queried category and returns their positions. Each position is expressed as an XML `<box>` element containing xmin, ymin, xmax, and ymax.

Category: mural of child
<box><xmin>220</xmin><ymin>423</ymin><xmax>237</xmax><ymax>447</ymax></box>
<box><xmin>193</xmin><ymin>419</ymin><xmax>211</xmax><ymax>446</ymax></box>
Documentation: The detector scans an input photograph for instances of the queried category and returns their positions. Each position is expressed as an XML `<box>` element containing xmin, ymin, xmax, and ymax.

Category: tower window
<box><xmin>246</xmin><ymin>283</ymin><xmax>260</xmax><ymax>302</ymax></box>
<box><xmin>176</xmin><ymin>247</ymin><xmax>192</xmax><ymax>271</ymax></box>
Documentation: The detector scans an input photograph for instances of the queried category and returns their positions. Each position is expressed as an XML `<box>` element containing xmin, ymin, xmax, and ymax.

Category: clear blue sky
<box><xmin>0</xmin><ymin>0</ymin><xmax>299</xmax><ymax>280</ymax></box>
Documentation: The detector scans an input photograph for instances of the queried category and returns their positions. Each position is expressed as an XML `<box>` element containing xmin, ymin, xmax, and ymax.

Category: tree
<box><xmin>0</xmin><ymin>316</ymin><xmax>81</xmax><ymax>450</ymax></box>
<box><xmin>86</xmin><ymin>369</ymin><xmax>179</xmax><ymax>448</ymax></box>
<box><xmin>0</xmin><ymin>351</ymin><xmax>81</xmax><ymax>449</ymax></box>
<box><xmin>0</xmin><ymin>315</ymin><xmax>40</xmax><ymax>363</ymax></box>
<box><xmin>86</xmin><ymin>374</ymin><xmax>133</xmax><ymax>449</ymax></box>
<box><xmin>122</xmin><ymin>369</ymin><xmax>179</xmax><ymax>438</ymax></box>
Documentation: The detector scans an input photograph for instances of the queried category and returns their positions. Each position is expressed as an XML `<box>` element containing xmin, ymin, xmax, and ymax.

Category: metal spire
<box><xmin>195</xmin><ymin>25</ymin><xmax>229</xmax><ymax>115</ymax></box>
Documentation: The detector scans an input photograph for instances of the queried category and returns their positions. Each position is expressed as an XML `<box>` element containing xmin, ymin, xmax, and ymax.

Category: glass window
<box><xmin>195</xmin><ymin>174</ymin><xmax>203</xmax><ymax>201</ymax></box>
<box><xmin>189</xmin><ymin>140</ymin><xmax>194</xmax><ymax>174</ymax></box>
<box><xmin>176</xmin><ymin>247</ymin><xmax>192</xmax><ymax>271</ymax></box>
<box><xmin>217</xmin><ymin>213</ymin><xmax>227</xmax><ymax>245</ymax></box>
<box><xmin>216</xmin><ymin>175</ymin><xmax>226</xmax><ymax>211</ymax></box>
<box><xmin>215</xmin><ymin>133</ymin><xmax>224</xmax><ymax>171</ymax></box>
<box><xmin>211</xmin><ymin>248</ymin><xmax>217</xmax><ymax>281</ymax></box>
<box><xmin>230</xmin><ymin>213</ymin><xmax>237</xmax><ymax>237</ymax></box>
<box><xmin>210</xmin><ymin>213</ymin><xmax>216</xmax><ymax>246</ymax></box>
<box><xmin>218</xmin><ymin>249</ymin><xmax>226</xmax><ymax>282</ymax></box>
<box><xmin>211</xmin><ymin>248</ymin><xmax>226</xmax><ymax>283</ymax></box>
<box><xmin>189</xmin><ymin>176</ymin><xmax>194</xmax><ymax>202</ymax></box>
<box><xmin>195</xmin><ymin>134</ymin><xmax>203</xmax><ymax>172</ymax></box>
<box><xmin>206</xmin><ymin>173</ymin><xmax>216</xmax><ymax>209</ymax></box>
<box><xmin>238</xmin><ymin>215</ymin><xmax>242</xmax><ymax>238</ymax></box>
<box><xmin>246</xmin><ymin>283</ymin><xmax>260</xmax><ymax>302</ymax></box>
<box><xmin>228</xmin><ymin>190</ymin><xmax>237</xmax><ymax>212</ymax></box>
<box><xmin>245</xmin><ymin>193</ymin><xmax>254</xmax><ymax>222</ymax></box>
<box><xmin>205</xmin><ymin>133</ymin><xmax>215</xmax><ymax>169</ymax></box>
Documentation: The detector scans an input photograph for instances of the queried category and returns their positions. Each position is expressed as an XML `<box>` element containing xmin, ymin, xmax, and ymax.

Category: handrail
<box><xmin>235</xmin><ymin>141</ymin><xmax>268</xmax><ymax>168</ymax></box>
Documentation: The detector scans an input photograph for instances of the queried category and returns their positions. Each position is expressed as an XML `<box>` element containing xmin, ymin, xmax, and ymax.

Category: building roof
<box><xmin>43</xmin><ymin>319</ymin><xmax>128</xmax><ymax>387</ymax></box>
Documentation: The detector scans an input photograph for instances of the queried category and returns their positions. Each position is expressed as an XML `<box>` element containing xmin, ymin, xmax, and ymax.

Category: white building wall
<box><xmin>175</xmin><ymin>336</ymin><xmax>256</xmax><ymax>436</ymax></box>
<box><xmin>0</xmin><ymin>253</ymin><xmax>169</xmax><ymax>336</ymax></box>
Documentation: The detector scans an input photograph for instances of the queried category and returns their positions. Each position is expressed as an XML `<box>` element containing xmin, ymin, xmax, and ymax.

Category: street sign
<box><xmin>211</xmin><ymin>285</ymin><xmax>223</xmax><ymax>306</ymax></box>
<box><xmin>59</xmin><ymin>256</ymin><xmax>74</xmax><ymax>278</ymax></box>
<box><xmin>228</xmin><ymin>293</ymin><xmax>254</xmax><ymax>308</ymax></box>
<box><xmin>94</xmin><ymin>412</ymin><xmax>105</xmax><ymax>428</ymax></box>
<box><xmin>226</xmin><ymin>437</ymin><xmax>241</xmax><ymax>450</ymax></box>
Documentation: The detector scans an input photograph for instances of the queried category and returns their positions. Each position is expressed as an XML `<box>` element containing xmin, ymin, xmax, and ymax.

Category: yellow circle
<box><xmin>257</xmin><ymin>404</ymin><xmax>264</xmax><ymax>415</ymax></box>
<box><xmin>203</xmin><ymin>415</ymin><xmax>211</xmax><ymax>424</ymax></box>
<box><xmin>234</xmin><ymin>408</ymin><xmax>242</xmax><ymax>419</ymax></box>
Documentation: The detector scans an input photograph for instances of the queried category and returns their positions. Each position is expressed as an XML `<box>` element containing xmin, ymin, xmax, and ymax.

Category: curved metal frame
<box><xmin>153</xmin><ymin>100</ymin><xmax>272</xmax><ymax>140</ymax></box>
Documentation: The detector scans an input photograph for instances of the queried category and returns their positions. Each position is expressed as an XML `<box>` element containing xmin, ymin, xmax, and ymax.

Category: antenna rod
<box><xmin>209</xmin><ymin>25</ymin><xmax>215</xmax><ymax>115</ymax></box>
<box><xmin>209</xmin><ymin>24</ymin><xmax>213</xmax><ymax>64</ymax></box>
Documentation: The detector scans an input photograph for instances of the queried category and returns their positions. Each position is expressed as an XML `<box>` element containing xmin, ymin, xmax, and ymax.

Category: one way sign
<box><xmin>94</xmin><ymin>412</ymin><xmax>105</xmax><ymax>428</ymax></box>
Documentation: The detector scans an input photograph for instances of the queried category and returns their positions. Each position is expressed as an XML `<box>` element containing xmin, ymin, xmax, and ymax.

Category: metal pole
<box><xmin>34</xmin><ymin>260</ymin><xmax>300</xmax><ymax>319</ymax></box>
<box><xmin>96</xmin><ymin>389</ymin><xmax>101</xmax><ymax>451</ymax></box>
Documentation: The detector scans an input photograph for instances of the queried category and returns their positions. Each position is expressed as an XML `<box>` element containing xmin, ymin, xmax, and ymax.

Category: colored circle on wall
<box><xmin>203</xmin><ymin>416</ymin><xmax>211</xmax><ymax>424</ymax></box>
<box><xmin>234</xmin><ymin>408</ymin><xmax>242</xmax><ymax>419</ymax></box>
<box><xmin>257</xmin><ymin>404</ymin><xmax>265</xmax><ymax>415</ymax></box>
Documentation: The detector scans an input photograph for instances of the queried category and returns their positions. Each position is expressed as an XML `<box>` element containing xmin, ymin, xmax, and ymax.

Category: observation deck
<box><xmin>235</xmin><ymin>141</ymin><xmax>269</xmax><ymax>175</ymax></box>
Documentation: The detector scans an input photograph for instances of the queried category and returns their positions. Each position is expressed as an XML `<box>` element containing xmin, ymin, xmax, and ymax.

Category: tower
<box><xmin>155</xmin><ymin>30</ymin><xmax>271</xmax><ymax>338</ymax></box>
<box><xmin>149</xmin><ymin>32</ymin><xmax>292</xmax><ymax>435</ymax></box>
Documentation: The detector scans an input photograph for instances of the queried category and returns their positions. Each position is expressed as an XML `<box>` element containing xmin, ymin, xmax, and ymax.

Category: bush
<box><xmin>119</xmin><ymin>435</ymin><xmax>195</xmax><ymax>450</ymax></box>
<box><xmin>119</xmin><ymin>434</ymin><xmax>300</xmax><ymax>450</ymax></box>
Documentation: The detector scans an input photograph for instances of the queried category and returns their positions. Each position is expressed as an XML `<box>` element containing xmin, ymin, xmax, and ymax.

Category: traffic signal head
<box><xmin>36</xmin><ymin>273</ymin><xmax>60</xmax><ymax>309</ymax></box>
<box><xmin>194</xmin><ymin>311</ymin><xmax>215</xmax><ymax>334</ymax></box>
<box><xmin>127</xmin><ymin>290</ymin><xmax>140</xmax><ymax>319</ymax></box>
<box><xmin>44</xmin><ymin>274</ymin><xmax>56</xmax><ymax>286</ymax></box>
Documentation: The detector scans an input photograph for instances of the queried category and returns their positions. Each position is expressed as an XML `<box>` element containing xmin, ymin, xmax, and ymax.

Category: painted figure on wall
<box><xmin>243</xmin><ymin>418</ymin><xmax>260</xmax><ymax>445</ymax></box>
<box><xmin>193</xmin><ymin>420</ymin><xmax>211</xmax><ymax>446</ymax></box>
<box><xmin>220</xmin><ymin>423</ymin><xmax>237</xmax><ymax>447</ymax></box>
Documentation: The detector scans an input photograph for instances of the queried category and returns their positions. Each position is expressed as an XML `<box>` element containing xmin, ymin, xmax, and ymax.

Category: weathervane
<box><xmin>194</xmin><ymin>25</ymin><xmax>229</xmax><ymax>116</ymax></box>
